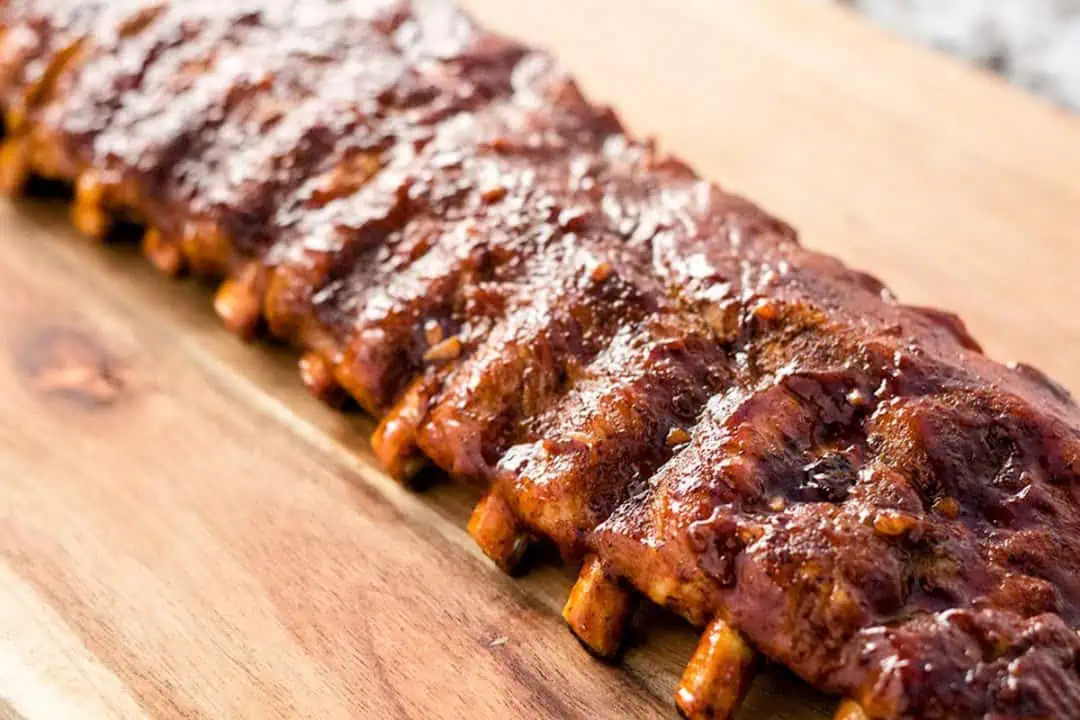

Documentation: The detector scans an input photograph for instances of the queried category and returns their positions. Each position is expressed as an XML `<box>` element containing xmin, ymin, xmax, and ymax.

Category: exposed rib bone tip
<box><xmin>299</xmin><ymin>351</ymin><xmax>345</xmax><ymax>407</ymax></box>
<box><xmin>142</xmin><ymin>228</ymin><xmax>185</xmax><ymax>276</ymax></box>
<box><xmin>182</xmin><ymin>220</ymin><xmax>232</xmax><ymax>276</ymax></box>
<box><xmin>834</xmin><ymin>700</ymin><xmax>870</xmax><ymax>720</ymax></box>
<box><xmin>563</xmin><ymin>555</ymin><xmax>637</xmax><ymax>659</ymax></box>
<box><xmin>4</xmin><ymin>108</ymin><xmax>29</xmax><ymax>135</ymax></box>
<box><xmin>72</xmin><ymin>172</ymin><xmax>110</xmax><ymax>239</ymax></box>
<box><xmin>371</xmin><ymin>414</ymin><xmax>428</xmax><ymax>484</ymax></box>
<box><xmin>371</xmin><ymin>381</ymin><xmax>430</xmax><ymax>482</ymax></box>
<box><xmin>213</xmin><ymin>265</ymin><xmax>264</xmax><ymax>341</ymax></box>
<box><xmin>262</xmin><ymin>267</ymin><xmax>304</xmax><ymax>342</ymax></box>
<box><xmin>468</xmin><ymin>493</ymin><xmax>531</xmax><ymax>574</ymax></box>
<box><xmin>675</xmin><ymin>617</ymin><xmax>757</xmax><ymax>720</ymax></box>
<box><xmin>0</xmin><ymin>137</ymin><xmax>30</xmax><ymax>195</ymax></box>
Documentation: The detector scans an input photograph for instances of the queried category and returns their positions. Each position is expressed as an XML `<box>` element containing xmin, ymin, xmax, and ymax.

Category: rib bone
<box><xmin>562</xmin><ymin>555</ymin><xmax>637</xmax><ymax>659</ymax></box>
<box><xmin>142</xmin><ymin>228</ymin><xmax>185</xmax><ymax>276</ymax></box>
<box><xmin>72</xmin><ymin>172</ymin><xmax>109</xmax><ymax>239</ymax></box>
<box><xmin>0</xmin><ymin>136</ymin><xmax>28</xmax><ymax>194</ymax></box>
<box><xmin>299</xmin><ymin>351</ymin><xmax>346</xmax><ymax>408</ymax></box>
<box><xmin>467</xmin><ymin>493</ymin><xmax>531</xmax><ymax>574</ymax></box>
<box><xmin>675</xmin><ymin>618</ymin><xmax>758</xmax><ymax>720</ymax></box>
<box><xmin>834</xmin><ymin>700</ymin><xmax>870</xmax><ymax>720</ymax></box>
<box><xmin>213</xmin><ymin>263</ymin><xmax>265</xmax><ymax>340</ymax></box>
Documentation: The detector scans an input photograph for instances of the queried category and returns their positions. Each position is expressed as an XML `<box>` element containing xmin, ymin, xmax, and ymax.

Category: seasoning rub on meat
<box><xmin>3</xmin><ymin>2</ymin><xmax>1080</xmax><ymax>718</ymax></box>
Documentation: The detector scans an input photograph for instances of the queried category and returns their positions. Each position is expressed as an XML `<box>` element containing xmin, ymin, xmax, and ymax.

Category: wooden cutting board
<box><xmin>2</xmin><ymin>1</ymin><xmax>1079</xmax><ymax>718</ymax></box>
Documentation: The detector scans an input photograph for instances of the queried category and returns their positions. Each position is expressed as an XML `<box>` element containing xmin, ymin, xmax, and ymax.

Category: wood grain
<box><xmin>1</xmin><ymin>1</ymin><xmax>1079</xmax><ymax>718</ymax></box>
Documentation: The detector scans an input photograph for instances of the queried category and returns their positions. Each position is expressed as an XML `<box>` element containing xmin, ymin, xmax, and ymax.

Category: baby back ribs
<box><xmin>3</xmin><ymin>1</ymin><xmax>1080</xmax><ymax>718</ymax></box>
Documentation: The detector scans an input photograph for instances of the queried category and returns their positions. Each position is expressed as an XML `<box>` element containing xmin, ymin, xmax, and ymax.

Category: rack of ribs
<box><xmin>3</xmin><ymin>1</ymin><xmax>1080</xmax><ymax>717</ymax></box>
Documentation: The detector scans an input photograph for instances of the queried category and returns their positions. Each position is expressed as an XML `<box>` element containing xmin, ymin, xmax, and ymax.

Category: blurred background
<box><xmin>847</xmin><ymin>0</ymin><xmax>1080</xmax><ymax>111</ymax></box>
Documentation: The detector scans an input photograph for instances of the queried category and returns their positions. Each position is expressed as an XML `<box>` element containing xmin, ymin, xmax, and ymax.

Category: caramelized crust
<box><xmin>4</xmin><ymin>2</ymin><xmax>1080</xmax><ymax>718</ymax></box>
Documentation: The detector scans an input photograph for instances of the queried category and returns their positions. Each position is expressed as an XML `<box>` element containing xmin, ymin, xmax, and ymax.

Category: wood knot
<box><xmin>17</xmin><ymin>326</ymin><xmax>124</xmax><ymax>409</ymax></box>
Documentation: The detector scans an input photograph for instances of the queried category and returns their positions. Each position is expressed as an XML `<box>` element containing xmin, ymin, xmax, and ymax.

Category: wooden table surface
<box><xmin>2</xmin><ymin>1</ymin><xmax>1079</xmax><ymax>718</ymax></box>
